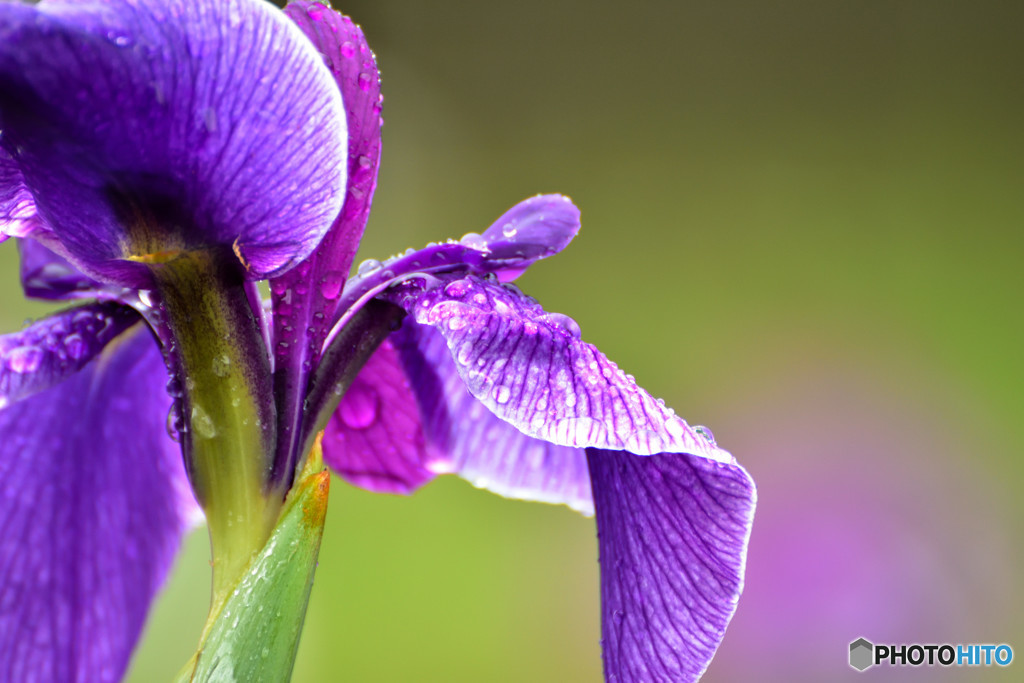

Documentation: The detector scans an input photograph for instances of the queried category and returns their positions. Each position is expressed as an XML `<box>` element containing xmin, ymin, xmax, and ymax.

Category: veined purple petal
<box><xmin>381</xmin><ymin>273</ymin><xmax>731</xmax><ymax>461</ymax></box>
<box><xmin>1</xmin><ymin>302</ymin><xmax>140</xmax><ymax>407</ymax></box>
<box><xmin>322</xmin><ymin>339</ymin><xmax>433</xmax><ymax>495</ymax></box>
<box><xmin>327</xmin><ymin>195</ymin><xmax>581</xmax><ymax>340</ymax></box>
<box><xmin>269</xmin><ymin>3</ymin><xmax>383</xmax><ymax>483</ymax></box>
<box><xmin>0</xmin><ymin>324</ymin><xmax>199</xmax><ymax>682</ymax></box>
<box><xmin>0</xmin><ymin>0</ymin><xmax>347</xmax><ymax>284</ymax></box>
<box><xmin>587</xmin><ymin>449</ymin><xmax>755</xmax><ymax>682</ymax></box>
<box><xmin>391</xmin><ymin>321</ymin><xmax>594</xmax><ymax>513</ymax></box>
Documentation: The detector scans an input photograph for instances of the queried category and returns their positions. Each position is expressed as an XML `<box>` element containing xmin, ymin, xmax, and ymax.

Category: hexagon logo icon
<box><xmin>849</xmin><ymin>637</ymin><xmax>874</xmax><ymax>671</ymax></box>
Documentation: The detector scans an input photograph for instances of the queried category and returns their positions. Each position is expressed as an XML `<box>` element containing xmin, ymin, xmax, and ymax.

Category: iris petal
<box><xmin>0</xmin><ymin>324</ymin><xmax>198</xmax><ymax>682</ymax></box>
<box><xmin>322</xmin><ymin>339</ymin><xmax>433</xmax><ymax>495</ymax></box>
<box><xmin>0</xmin><ymin>0</ymin><xmax>347</xmax><ymax>284</ymax></box>
<box><xmin>587</xmin><ymin>449</ymin><xmax>755</xmax><ymax>682</ymax></box>
<box><xmin>392</xmin><ymin>321</ymin><xmax>594</xmax><ymax>513</ymax></box>
<box><xmin>1</xmin><ymin>302</ymin><xmax>140</xmax><ymax>406</ymax></box>
<box><xmin>269</xmin><ymin>3</ymin><xmax>383</xmax><ymax>481</ymax></box>
<box><xmin>382</xmin><ymin>273</ymin><xmax>731</xmax><ymax>461</ymax></box>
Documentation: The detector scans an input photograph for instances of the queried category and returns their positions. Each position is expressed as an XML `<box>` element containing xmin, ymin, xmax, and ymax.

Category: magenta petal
<box><xmin>0</xmin><ymin>0</ymin><xmax>347</xmax><ymax>284</ymax></box>
<box><xmin>382</xmin><ymin>274</ymin><xmax>731</xmax><ymax>461</ymax></box>
<box><xmin>322</xmin><ymin>339</ymin><xmax>433</xmax><ymax>495</ymax></box>
<box><xmin>587</xmin><ymin>449</ymin><xmax>755</xmax><ymax>682</ymax></box>
<box><xmin>0</xmin><ymin>324</ymin><xmax>198</xmax><ymax>682</ymax></box>
<box><xmin>1</xmin><ymin>302</ymin><xmax>140</xmax><ymax>406</ymax></box>
<box><xmin>270</xmin><ymin>3</ymin><xmax>384</xmax><ymax>480</ymax></box>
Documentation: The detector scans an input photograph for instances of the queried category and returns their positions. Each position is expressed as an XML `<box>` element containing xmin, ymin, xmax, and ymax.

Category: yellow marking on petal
<box><xmin>232</xmin><ymin>236</ymin><xmax>253</xmax><ymax>273</ymax></box>
<box><xmin>124</xmin><ymin>248</ymin><xmax>184</xmax><ymax>264</ymax></box>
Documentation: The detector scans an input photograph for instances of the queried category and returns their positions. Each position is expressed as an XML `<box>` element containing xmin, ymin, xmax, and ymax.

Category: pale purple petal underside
<box><xmin>1</xmin><ymin>302</ymin><xmax>140</xmax><ymax>407</ymax></box>
<box><xmin>0</xmin><ymin>325</ymin><xmax>198</xmax><ymax>682</ymax></box>
<box><xmin>392</xmin><ymin>321</ymin><xmax>594</xmax><ymax>512</ymax></box>
<box><xmin>588</xmin><ymin>449</ymin><xmax>755</xmax><ymax>682</ymax></box>
<box><xmin>0</xmin><ymin>0</ymin><xmax>347</xmax><ymax>283</ymax></box>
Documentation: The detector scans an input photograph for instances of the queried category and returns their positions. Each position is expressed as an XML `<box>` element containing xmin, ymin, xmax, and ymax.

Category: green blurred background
<box><xmin>2</xmin><ymin>0</ymin><xmax>1022</xmax><ymax>680</ymax></box>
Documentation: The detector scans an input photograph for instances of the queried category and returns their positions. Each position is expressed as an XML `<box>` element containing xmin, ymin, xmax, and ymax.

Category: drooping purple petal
<box><xmin>269</xmin><ymin>2</ymin><xmax>383</xmax><ymax>484</ymax></box>
<box><xmin>0</xmin><ymin>0</ymin><xmax>347</xmax><ymax>284</ymax></box>
<box><xmin>0</xmin><ymin>324</ymin><xmax>199</xmax><ymax>682</ymax></box>
<box><xmin>587</xmin><ymin>449</ymin><xmax>755</xmax><ymax>682</ymax></box>
<box><xmin>1</xmin><ymin>302</ymin><xmax>140</xmax><ymax>407</ymax></box>
<box><xmin>322</xmin><ymin>339</ymin><xmax>433</xmax><ymax>495</ymax></box>
<box><xmin>381</xmin><ymin>273</ymin><xmax>731</xmax><ymax>461</ymax></box>
<box><xmin>326</xmin><ymin>194</ymin><xmax>581</xmax><ymax>341</ymax></box>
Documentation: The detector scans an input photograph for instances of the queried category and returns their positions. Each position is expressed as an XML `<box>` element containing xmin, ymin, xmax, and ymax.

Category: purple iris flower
<box><xmin>0</xmin><ymin>0</ymin><xmax>756</xmax><ymax>681</ymax></box>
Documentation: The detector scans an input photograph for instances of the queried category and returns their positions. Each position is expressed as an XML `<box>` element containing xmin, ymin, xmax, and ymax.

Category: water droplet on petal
<box><xmin>138</xmin><ymin>289</ymin><xmax>156</xmax><ymax>308</ymax></box>
<box><xmin>357</xmin><ymin>259</ymin><xmax>382</xmax><ymax>276</ymax></box>
<box><xmin>7</xmin><ymin>345</ymin><xmax>42</xmax><ymax>373</ymax></box>
<box><xmin>541</xmin><ymin>313</ymin><xmax>581</xmax><ymax>338</ymax></box>
<box><xmin>501</xmin><ymin>222</ymin><xmax>517</xmax><ymax>238</ymax></box>
<box><xmin>357</xmin><ymin>154</ymin><xmax>372</xmax><ymax>169</ymax></box>
<box><xmin>339</xmin><ymin>383</ymin><xmax>378</xmax><ymax>430</ymax></box>
<box><xmin>493</xmin><ymin>385</ymin><xmax>511</xmax><ymax>404</ymax></box>
<box><xmin>63</xmin><ymin>333</ymin><xmax>88</xmax><ymax>360</ymax></box>
<box><xmin>460</xmin><ymin>232</ymin><xmax>488</xmax><ymax>250</ymax></box>
<box><xmin>694</xmin><ymin>425</ymin><xmax>716</xmax><ymax>445</ymax></box>
<box><xmin>447</xmin><ymin>316</ymin><xmax>467</xmax><ymax>331</ymax></box>
<box><xmin>319</xmin><ymin>270</ymin><xmax>346</xmax><ymax>299</ymax></box>
<box><xmin>357</xmin><ymin>72</ymin><xmax>373</xmax><ymax>91</ymax></box>
<box><xmin>444</xmin><ymin>280</ymin><xmax>469</xmax><ymax>298</ymax></box>
<box><xmin>340</xmin><ymin>41</ymin><xmax>356</xmax><ymax>59</ymax></box>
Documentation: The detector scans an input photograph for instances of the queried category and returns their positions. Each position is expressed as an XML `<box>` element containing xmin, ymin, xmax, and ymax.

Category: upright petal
<box><xmin>269</xmin><ymin>3</ymin><xmax>383</xmax><ymax>483</ymax></box>
<box><xmin>0</xmin><ymin>0</ymin><xmax>347</xmax><ymax>284</ymax></box>
<box><xmin>0</xmin><ymin>324</ymin><xmax>198</xmax><ymax>682</ymax></box>
<box><xmin>328</xmin><ymin>195</ymin><xmax>582</xmax><ymax>338</ymax></box>
<box><xmin>1</xmin><ymin>302</ymin><xmax>140</xmax><ymax>406</ymax></box>
<box><xmin>587</xmin><ymin>449</ymin><xmax>755</xmax><ymax>682</ymax></box>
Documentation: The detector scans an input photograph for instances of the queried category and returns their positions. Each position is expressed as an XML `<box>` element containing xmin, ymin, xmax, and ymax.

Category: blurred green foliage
<box><xmin>2</xmin><ymin>0</ymin><xmax>1021</xmax><ymax>680</ymax></box>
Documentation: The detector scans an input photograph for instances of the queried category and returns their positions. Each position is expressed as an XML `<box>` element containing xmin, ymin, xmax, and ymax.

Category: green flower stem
<box><xmin>151</xmin><ymin>249</ymin><xmax>280</xmax><ymax>619</ymax></box>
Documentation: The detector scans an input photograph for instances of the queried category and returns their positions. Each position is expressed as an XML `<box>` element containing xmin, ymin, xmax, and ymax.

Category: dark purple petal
<box><xmin>1</xmin><ymin>302</ymin><xmax>140</xmax><ymax>407</ymax></box>
<box><xmin>587</xmin><ymin>449</ymin><xmax>755</xmax><ymax>682</ymax></box>
<box><xmin>19</xmin><ymin>238</ymin><xmax>107</xmax><ymax>301</ymax></box>
<box><xmin>322</xmin><ymin>339</ymin><xmax>433</xmax><ymax>495</ymax></box>
<box><xmin>327</xmin><ymin>194</ymin><xmax>581</xmax><ymax>339</ymax></box>
<box><xmin>269</xmin><ymin>3</ymin><xmax>383</xmax><ymax>482</ymax></box>
<box><xmin>390</xmin><ymin>321</ymin><xmax>594</xmax><ymax>513</ymax></box>
<box><xmin>0</xmin><ymin>0</ymin><xmax>347</xmax><ymax>284</ymax></box>
<box><xmin>0</xmin><ymin>324</ymin><xmax>199</xmax><ymax>682</ymax></box>
<box><xmin>381</xmin><ymin>274</ymin><xmax>732</xmax><ymax>461</ymax></box>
